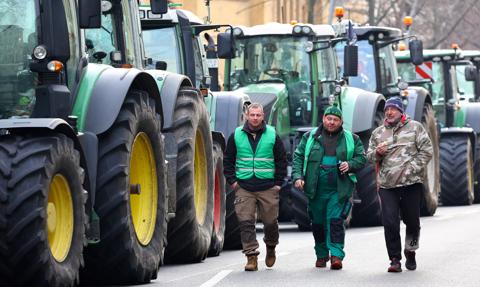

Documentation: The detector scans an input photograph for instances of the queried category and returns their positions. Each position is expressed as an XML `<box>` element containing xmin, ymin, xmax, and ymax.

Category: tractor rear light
<box><xmin>398</xmin><ymin>42</ymin><xmax>406</xmax><ymax>51</ymax></box>
<box><xmin>33</xmin><ymin>45</ymin><xmax>47</xmax><ymax>60</ymax></box>
<box><xmin>335</xmin><ymin>7</ymin><xmax>344</xmax><ymax>19</ymax></box>
<box><xmin>403</xmin><ymin>16</ymin><xmax>413</xmax><ymax>27</ymax></box>
<box><xmin>47</xmin><ymin>60</ymin><xmax>64</xmax><ymax>73</ymax></box>
<box><xmin>401</xmin><ymin>90</ymin><xmax>409</xmax><ymax>97</ymax></box>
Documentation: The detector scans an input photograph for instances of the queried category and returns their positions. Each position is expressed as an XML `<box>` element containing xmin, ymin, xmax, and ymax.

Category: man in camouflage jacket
<box><xmin>367</xmin><ymin>97</ymin><xmax>432</xmax><ymax>273</ymax></box>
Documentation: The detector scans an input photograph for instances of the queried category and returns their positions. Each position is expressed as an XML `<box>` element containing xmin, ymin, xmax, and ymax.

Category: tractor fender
<box><xmin>464</xmin><ymin>102</ymin><xmax>480</xmax><ymax>135</ymax></box>
<box><xmin>145</xmin><ymin>70</ymin><xmax>193</xmax><ymax>131</ymax></box>
<box><xmin>211</xmin><ymin>91</ymin><xmax>251</xmax><ymax>142</ymax></box>
<box><xmin>441</xmin><ymin>127</ymin><xmax>477</xmax><ymax>158</ymax></box>
<box><xmin>404</xmin><ymin>86</ymin><xmax>431</xmax><ymax>122</ymax></box>
<box><xmin>84</xmin><ymin>68</ymin><xmax>164</xmax><ymax>135</ymax></box>
<box><xmin>341</xmin><ymin>86</ymin><xmax>385</xmax><ymax>133</ymax></box>
<box><xmin>0</xmin><ymin>118</ymin><xmax>96</xmax><ymax>212</ymax></box>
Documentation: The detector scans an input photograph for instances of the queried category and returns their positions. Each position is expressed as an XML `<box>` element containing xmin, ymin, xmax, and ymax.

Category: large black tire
<box><xmin>0</xmin><ymin>133</ymin><xmax>86</xmax><ymax>287</ymax></box>
<box><xmin>420</xmin><ymin>105</ymin><xmax>440</xmax><ymax>215</ymax></box>
<box><xmin>474</xmin><ymin>137</ymin><xmax>480</xmax><ymax>203</ymax></box>
<box><xmin>350</xmin><ymin>111</ymin><xmax>383</xmax><ymax>227</ymax></box>
<box><xmin>291</xmin><ymin>187</ymin><xmax>311</xmax><ymax>231</ymax></box>
<box><xmin>207</xmin><ymin>142</ymin><xmax>226</xmax><ymax>257</ymax></box>
<box><xmin>164</xmin><ymin>88</ymin><xmax>214</xmax><ymax>263</ymax></box>
<box><xmin>222</xmin><ymin>185</ymin><xmax>242</xmax><ymax>249</ymax></box>
<box><xmin>83</xmin><ymin>90</ymin><xmax>167</xmax><ymax>284</ymax></box>
<box><xmin>439</xmin><ymin>134</ymin><xmax>475</xmax><ymax>206</ymax></box>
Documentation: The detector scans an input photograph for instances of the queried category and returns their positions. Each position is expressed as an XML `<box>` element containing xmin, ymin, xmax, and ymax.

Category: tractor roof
<box><xmin>352</xmin><ymin>26</ymin><xmax>402</xmax><ymax>39</ymax></box>
<box><xmin>233</xmin><ymin>23</ymin><xmax>335</xmax><ymax>38</ymax></box>
<box><xmin>461</xmin><ymin>50</ymin><xmax>480</xmax><ymax>62</ymax></box>
<box><xmin>395</xmin><ymin>49</ymin><xmax>461</xmax><ymax>62</ymax></box>
<box><xmin>139</xmin><ymin>6</ymin><xmax>203</xmax><ymax>25</ymax></box>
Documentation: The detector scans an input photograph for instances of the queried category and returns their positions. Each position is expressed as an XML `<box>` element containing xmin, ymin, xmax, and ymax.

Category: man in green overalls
<box><xmin>292</xmin><ymin>105</ymin><xmax>366</xmax><ymax>270</ymax></box>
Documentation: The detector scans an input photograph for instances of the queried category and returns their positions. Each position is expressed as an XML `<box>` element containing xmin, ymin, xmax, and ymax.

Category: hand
<box><xmin>376</xmin><ymin>141</ymin><xmax>388</xmax><ymax>156</ymax></box>
<box><xmin>273</xmin><ymin>185</ymin><xmax>281</xmax><ymax>191</ymax></box>
<box><xmin>339</xmin><ymin>161</ymin><xmax>349</xmax><ymax>174</ymax></box>
<box><xmin>231</xmin><ymin>182</ymin><xmax>239</xmax><ymax>190</ymax></box>
<box><xmin>294</xmin><ymin>179</ymin><xmax>305</xmax><ymax>190</ymax></box>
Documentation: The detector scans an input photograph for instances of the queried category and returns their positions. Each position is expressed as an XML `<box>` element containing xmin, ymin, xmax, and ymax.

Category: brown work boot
<box><xmin>330</xmin><ymin>256</ymin><xmax>343</xmax><ymax>270</ymax></box>
<box><xmin>265</xmin><ymin>245</ymin><xmax>276</xmax><ymax>267</ymax></box>
<box><xmin>315</xmin><ymin>257</ymin><xmax>329</xmax><ymax>268</ymax></box>
<box><xmin>245</xmin><ymin>255</ymin><xmax>258</xmax><ymax>271</ymax></box>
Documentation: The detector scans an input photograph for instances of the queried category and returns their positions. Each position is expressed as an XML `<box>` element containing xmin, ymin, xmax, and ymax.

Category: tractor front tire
<box><xmin>164</xmin><ymin>88</ymin><xmax>214</xmax><ymax>263</ymax></box>
<box><xmin>83</xmin><ymin>90</ymin><xmax>167</xmax><ymax>284</ymax></box>
<box><xmin>0</xmin><ymin>133</ymin><xmax>85</xmax><ymax>287</ymax></box>
<box><xmin>440</xmin><ymin>134</ymin><xmax>474</xmax><ymax>205</ymax></box>
<box><xmin>420</xmin><ymin>104</ymin><xmax>440</xmax><ymax>215</ymax></box>
<box><xmin>207</xmin><ymin>142</ymin><xmax>226</xmax><ymax>257</ymax></box>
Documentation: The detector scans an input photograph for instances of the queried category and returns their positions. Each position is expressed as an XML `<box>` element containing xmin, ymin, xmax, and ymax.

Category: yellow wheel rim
<box><xmin>194</xmin><ymin>130</ymin><xmax>207</xmax><ymax>225</ymax></box>
<box><xmin>47</xmin><ymin>174</ymin><xmax>74</xmax><ymax>262</ymax></box>
<box><xmin>130</xmin><ymin>132</ymin><xmax>158</xmax><ymax>246</ymax></box>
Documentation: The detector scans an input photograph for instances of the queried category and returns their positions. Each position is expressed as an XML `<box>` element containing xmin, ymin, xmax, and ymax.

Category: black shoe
<box><xmin>404</xmin><ymin>250</ymin><xmax>417</xmax><ymax>270</ymax></box>
<box><xmin>388</xmin><ymin>258</ymin><xmax>402</xmax><ymax>273</ymax></box>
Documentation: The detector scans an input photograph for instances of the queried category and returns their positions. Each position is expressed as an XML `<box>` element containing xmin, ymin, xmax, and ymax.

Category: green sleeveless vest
<box><xmin>234</xmin><ymin>125</ymin><xmax>276</xmax><ymax>179</ymax></box>
<box><xmin>303</xmin><ymin>128</ymin><xmax>357</xmax><ymax>183</ymax></box>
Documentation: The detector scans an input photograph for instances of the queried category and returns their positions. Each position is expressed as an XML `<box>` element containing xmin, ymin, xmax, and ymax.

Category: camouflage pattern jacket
<box><xmin>366</xmin><ymin>116</ymin><xmax>433</xmax><ymax>189</ymax></box>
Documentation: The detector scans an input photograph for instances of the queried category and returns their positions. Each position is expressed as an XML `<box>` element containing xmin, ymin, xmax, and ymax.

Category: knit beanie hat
<box><xmin>324</xmin><ymin>105</ymin><xmax>342</xmax><ymax>119</ymax></box>
<box><xmin>384</xmin><ymin>97</ymin><xmax>404</xmax><ymax>113</ymax></box>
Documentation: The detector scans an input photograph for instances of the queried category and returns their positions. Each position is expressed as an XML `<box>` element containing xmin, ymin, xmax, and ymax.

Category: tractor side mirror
<box><xmin>409</xmin><ymin>39</ymin><xmax>423</xmax><ymax>66</ymax></box>
<box><xmin>150</xmin><ymin>0</ymin><xmax>168</xmax><ymax>14</ymax></box>
<box><xmin>217</xmin><ymin>32</ymin><xmax>234</xmax><ymax>59</ymax></box>
<box><xmin>464</xmin><ymin>65</ymin><xmax>478</xmax><ymax>82</ymax></box>
<box><xmin>156</xmin><ymin>61</ymin><xmax>167</xmax><ymax>70</ymax></box>
<box><xmin>343</xmin><ymin>45</ymin><xmax>358</xmax><ymax>77</ymax></box>
<box><xmin>79</xmin><ymin>0</ymin><xmax>101</xmax><ymax>28</ymax></box>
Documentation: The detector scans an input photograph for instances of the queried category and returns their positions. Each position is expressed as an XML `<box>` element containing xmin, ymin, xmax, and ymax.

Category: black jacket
<box><xmin>223</xmin><ymin>121</ymin><xmax>287</xmax><ymax>192</ymax></box>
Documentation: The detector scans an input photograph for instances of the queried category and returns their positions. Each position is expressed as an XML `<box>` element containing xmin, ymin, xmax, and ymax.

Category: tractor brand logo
<box><xmin>415</xmin><ymin>62</ymin><xmax>433</xmax><ymax>80</ymax></box>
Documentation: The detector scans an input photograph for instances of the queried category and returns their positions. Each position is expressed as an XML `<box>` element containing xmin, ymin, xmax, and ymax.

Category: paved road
<box><xmin>118</xmin><ymin>204</ymin><xmax>480</xmax><ymax>287</ymax></box>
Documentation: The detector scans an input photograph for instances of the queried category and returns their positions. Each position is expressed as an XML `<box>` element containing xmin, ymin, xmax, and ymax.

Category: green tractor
<box><xmin>0</xmin><ymin>0</ymin><xmax>222</xmax><ymax>286</ymax></box>
<box><xmin>139</xmin><ymin>3</ymin><xmax>250</xmax><ymax>252</ymax></box>
<box><xmin>396</xmin><ymin>48</ymin><xmax>480</xmax><ymax>205</ymax></box>
<box><xmin>223</xmin><ymin>22</ymin><xmax>385</xmax><ymax>229</ymax></box>
<box><xmin>332</xmin><ymin>16</ymin><xmax>441</xmax><ymax>218</ymax></box>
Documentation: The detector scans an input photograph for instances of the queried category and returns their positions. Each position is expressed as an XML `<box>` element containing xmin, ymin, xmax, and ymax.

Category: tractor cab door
<box><xmin>84</xmin><ymin>0</ymin><xmax>143</xmax><ymax>68</ymax></box>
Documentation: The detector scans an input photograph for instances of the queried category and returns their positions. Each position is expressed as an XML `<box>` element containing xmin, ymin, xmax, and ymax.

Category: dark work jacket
<box><xmin>223</xmin><ymin>121</ymin><xmax>287</xmax><ymax>192</ymax></box>
<box><xmin>291</xmin><ymin>124</ymin><xmax>366</xmax><ymax>203</ymax></box>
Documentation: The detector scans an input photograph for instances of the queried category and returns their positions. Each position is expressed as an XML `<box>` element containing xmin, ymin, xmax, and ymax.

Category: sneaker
<box><xmin>388</xmin><ymin>258</ymin><xmax>402</xmax><ymax>273</ymax></box>
<box><xmin>330</xmin><ymin>256</ymin><xmax>343</xmax><ymax>270</ymax></box>
<box><xmin>315</xmin><ymin>257</ymin><xmax>329</xmax><ymax>268</ymax></box>
<box><xmin>404</xmin><ymin>250</ymin><xmax>417</xmax><ymax>270</ymax></box>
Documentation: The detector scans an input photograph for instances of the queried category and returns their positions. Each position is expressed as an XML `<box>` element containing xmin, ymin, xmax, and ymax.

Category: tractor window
<box><xmin>378</xmin><ymin>44</ymin><xmax>399</xmax><ymax>93</ymax></box>
<box><xmin>315</xmin><ymin>42</ymin><xmax>337</xmax><ymax>98</ymax></box>
<box><xmin>0</xmin><ymin>0</ymin><xmax>38</xmax><ymax>119</ymax></box>
<box><xmin>63</xmin><ymin>0</ymin><xmax>80</xmax><ymax>90</ymax></box>
<box><xmin>192</xmin><ymin>38</ymin><xmax>205</xmax><ymax>88</ymax></box>
<box><xmin>143</xmin><ymin>26</ymin><xmax>182</xmax><ymax>73</ymax></box>
<box><xmin>455</xmin><ymin>65</ymin><xmax>475</xmax><ymax>101</ymax></box>
<box><xmin>336</xmin><ymin>40</ymin><xmax>376</xmax><ymax>92</ymax></box>
<box><xmin>430</xmin><ymin>62</ymin><xmax>445</xmax><ymax>104</ymax></box>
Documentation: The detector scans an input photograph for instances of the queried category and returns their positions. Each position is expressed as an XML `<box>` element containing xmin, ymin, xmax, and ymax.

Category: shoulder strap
<box><xmin>344</xmin><ymin>129</ymin><xmax>354</xmax><ymax>161</ymax></box>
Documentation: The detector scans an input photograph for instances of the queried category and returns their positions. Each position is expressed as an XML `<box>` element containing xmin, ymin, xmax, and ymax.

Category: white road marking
<box><xmin>198</xmin><ymin>270</ymin><xmax>233</xmax><ymax>287</ymax></box>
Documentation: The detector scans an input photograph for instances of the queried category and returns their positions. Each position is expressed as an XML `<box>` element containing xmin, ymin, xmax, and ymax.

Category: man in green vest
<box><xmin>291</xmin><ymin>105</ymin><xmax>366</xmax><ymax>270</ymax></box>
<box><xmin>223</xmin><ymin>103</ymin><xmax>287</xmax><ymax>271</ymax></box>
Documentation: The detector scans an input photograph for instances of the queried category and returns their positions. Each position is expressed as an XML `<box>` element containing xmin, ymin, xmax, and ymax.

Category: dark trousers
<box><xmin>379</xmin><ymin>183</ymin><xmax>422</xmax><ymax>260</ymax></box>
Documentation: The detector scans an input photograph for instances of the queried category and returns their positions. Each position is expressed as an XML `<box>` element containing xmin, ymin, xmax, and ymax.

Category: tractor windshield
<box><xmin>143</xmin><ymin>26</ymin><xmax>182</xmax><ymax>74</ymax></box>
<box><xmin>336</xmin><ymin>40</ymin><xmax>376</xmax><ymax>92</ymax></box>
<box><xmin>0</xmin><ymin>0</ymin><xmax>38</xmax><ymax>119</ymax></box>
<box><xmin>455</xmin><ymin>65</ymin><xmax>476</xmax><ymax>101</ymax></box>
<box><xmin>315</xmin><ymin>42</ymin><xmax>338</xmax><ymax>99</ymax></box>
<box><xmin>229</xmin><ymin>36</ymin><xmax>310</xmax><ymax>88</ymax></box>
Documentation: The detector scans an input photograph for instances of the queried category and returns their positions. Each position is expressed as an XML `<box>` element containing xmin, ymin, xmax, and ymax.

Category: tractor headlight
<box><xmin>302</xmin><ymin>26</ymin><xmax>312</xmax><ymax>34</ymax></box>
<box><xmin>293</xmin><ymin>25</ymin><xmax>302</xmax><ymax>34</ymax></box>
<box><xmin>304</xmin><ymin>41</ymin><xmax>314</xmax><ymax>52</ymax></box>
<box><xmin>33</xmin><ymin>45</ymin><xmax>47</xmax><ymax>60</ymax></box>
<box><xmin>233</xmin><ymin>27</ymin><xmax>244</xmax><ymax>37</ymax></box>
